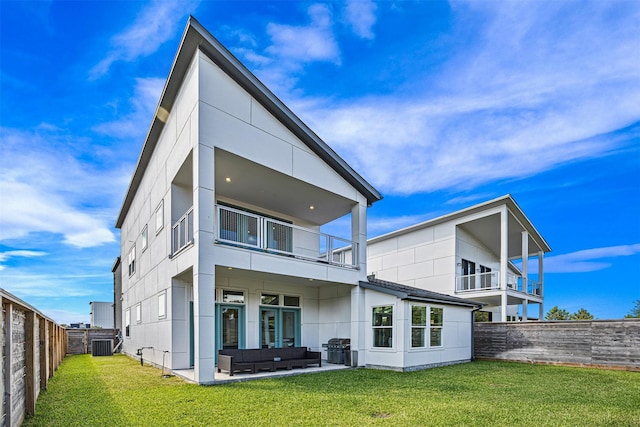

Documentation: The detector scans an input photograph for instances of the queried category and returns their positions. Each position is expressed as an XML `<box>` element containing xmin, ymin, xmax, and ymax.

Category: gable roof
<box><xmin>115</xmin><ymin>17</ymin><xmax>381</xmax><ymax>228</ymax></box>
<box><xmin>367</xmin><ymin>194</ymin><xmax>551</xmax><ymax>253</ymax></box>
<box><xmin>361</xmin><ymin>276</ymin><xmax>484</xmax><ymax>308</ymax></box>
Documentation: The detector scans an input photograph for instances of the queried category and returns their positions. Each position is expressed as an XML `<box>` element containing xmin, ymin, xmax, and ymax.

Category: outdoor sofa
<box><xmin>217</xmin><ymin>347</ymin><xmax>321</xmax><ymax>376</ymax></box>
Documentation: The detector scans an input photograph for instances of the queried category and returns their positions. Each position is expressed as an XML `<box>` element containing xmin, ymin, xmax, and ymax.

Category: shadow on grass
<box><xmin>23</xmin><ymin>355</ymin><xmax>127</xmax><ymax>427</ymax></box>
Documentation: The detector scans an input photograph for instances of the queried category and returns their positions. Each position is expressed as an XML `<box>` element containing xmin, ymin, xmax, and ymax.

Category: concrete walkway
<box><xmin>173</xmin><ymin>361</ymin><xmax>352</xmax><ymax>384</ymax></box>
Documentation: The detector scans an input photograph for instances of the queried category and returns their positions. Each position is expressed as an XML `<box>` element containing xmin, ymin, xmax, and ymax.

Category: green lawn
<box><xmin>25</xmin><ymin>355</ymin><xmax>639</xmax><ymax>426</ymax></box>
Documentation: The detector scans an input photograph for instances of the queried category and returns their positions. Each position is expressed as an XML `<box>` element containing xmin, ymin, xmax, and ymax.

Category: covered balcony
<box><xmin>212</xmin><ymin>148</ymin><xmax>364</xmax><ymax>272</ymax></box>
<box><xmin>454</xmin><ymin>198</ymin><xmax>551</xmax><ymax>321</ymax></box>
<box><xmin>215</xmin><ymin>204</ymin><xmax>358</xmax><ymax>268</ymax></box>
<box><xmin>455</xmin><ymin>271</ymin><xmax>541</xmax><ymax>296</ymax></box>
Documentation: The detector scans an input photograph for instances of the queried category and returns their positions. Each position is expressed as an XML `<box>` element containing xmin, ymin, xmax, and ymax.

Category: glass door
<box><xmin>260</xmin><ymin>308</ymin><xmax>300</xmax><ymax>348</ymax></box>
<box><xmin>215</xmin><ymin>305</ymin><xmax>245</xmax><ymax>362</ymax></box>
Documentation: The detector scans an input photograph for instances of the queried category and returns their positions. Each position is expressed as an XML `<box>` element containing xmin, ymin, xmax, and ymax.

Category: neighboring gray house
<box><xmin>90</xmin><ymin>301</ymin><xmax>115</xmax><ymax>328</ymax></box>
<box><xmin>112</xmin><ymin>256</ymin><xmax>122</xmax><ymax>331</ymax></box>
<box><xmin>365</xmin><ymin>195</ymin><xmax>551</xmax><ymax>322</ymax></box>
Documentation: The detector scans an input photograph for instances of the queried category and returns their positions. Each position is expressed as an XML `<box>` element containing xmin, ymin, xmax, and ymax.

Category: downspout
<box><xmin>470</xmin><ymin>305</ymin><xmax>482</xmax><ymax>361</ymax></box>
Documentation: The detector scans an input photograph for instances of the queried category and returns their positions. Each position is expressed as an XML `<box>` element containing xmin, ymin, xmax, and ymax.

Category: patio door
<box><xmin>260</xmin><ymin>308</ymin><xmax>300</xmax><ymax>348</ymax></box>
<box><xmin>215</xmin><ymin>305</ymin><xmax>245</xmax><ymax>362</ymax></box>
<box><xmin>461</xmin><ymin>259</ymin><xmax>476</xmax><ymax>290</ymax></box>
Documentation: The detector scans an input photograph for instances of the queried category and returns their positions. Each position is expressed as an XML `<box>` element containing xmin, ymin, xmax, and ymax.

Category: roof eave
<box><xmin>116</xmin><ymin>17</ymin><xmax>381</xmax><ymax>228</ymax></box>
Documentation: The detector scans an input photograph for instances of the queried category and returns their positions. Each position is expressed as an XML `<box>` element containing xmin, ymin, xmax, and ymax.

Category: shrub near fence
<box><xmin>474</xmin><ymin>319</ymin><xmax>640</xmax><ymax>370</ymax></box>
<box><xmin>1</xmin><ymin>289</ymin><xmax>66</xmax><ymax>427</ymax></box>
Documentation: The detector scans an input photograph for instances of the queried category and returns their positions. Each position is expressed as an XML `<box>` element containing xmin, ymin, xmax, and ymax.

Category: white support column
<box><xmin>351</xmin><ymin>201</ymin><xmax>367</xmax><ymax>273</ymax></box>
<box><xmin>351</xmin><ymin>200</ymin><xmax>368</xmax><ymax>367</ymax></box>
<box><xmin>500</xmin><ymin>206</ymin><xmax>508</xmax><ymax>322</ymax></box>
<box><xmin>521</xmin><ymin>231</ymin><xmax>529</xmax><ymax>293</ymax></box>
<box><xmin>193</xmin><ymin>133</ymin><xmax>216</xmax><ymax>384</ymax></box>
<box><xmin>522</xmin><ymin>299</ymin><xmax>528</xmax><ymax>322</ymax></box>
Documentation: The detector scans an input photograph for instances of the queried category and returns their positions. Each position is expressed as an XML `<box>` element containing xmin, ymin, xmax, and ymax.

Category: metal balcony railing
<box><xmin>456</xmin><ymin>271</ymin><xmax>541</xmax><ymax>296</ymax></box>
<box><xmin>215</xmin><ymin>205</ymin><xmax>358</xmax><ymax>268</ymax></box>
<box><xmin>456</xmin><ymin>271</ymin><xmax>500</xmax><ymax>292</ymax></box>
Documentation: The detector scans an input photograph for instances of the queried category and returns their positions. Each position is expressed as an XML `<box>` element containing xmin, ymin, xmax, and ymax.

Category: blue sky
<box><xmin>1</xmin><ymin>0</ymin><xmax>639</xmax><ymax>324</ymax></box>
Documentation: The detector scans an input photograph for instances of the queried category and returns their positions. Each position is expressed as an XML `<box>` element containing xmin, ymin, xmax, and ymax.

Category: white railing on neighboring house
<box><xmin>456</xmin><ymin>271</ymin><xmax>500</xmax><ymax>292</ymax></box>
<box><xmin>456</xmin><ymin>271</ymin><xmax>541</xmax><ymax>296</ymax></box>
<box><xmin>215</xmin><ymin>205</ymin><xmax>358</xmax><ymax>268</ymax></box>
<box><xmin>171</xmin><ymin>207</ymin><xmax>194</xmax><ymax>256</ymax></box>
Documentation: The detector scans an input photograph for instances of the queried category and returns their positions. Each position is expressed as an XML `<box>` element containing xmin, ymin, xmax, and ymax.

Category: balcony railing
<box><xmin>456</xmin><ymin>271</ymin><xmax>500</xmax><ymax>292</ymax></box>
<box><xmin>215</xmin><ymin>205</ymin><xmax>358</xmax><ymax>268</ymax></box>
<box><xmin>171</xmin><ymin>207</ymin><xmax>194</xmax><ymax>256</ymax></box>
<box><xmin>456</xmin><ymin>271</ymin><xmax>541</xmax><ymax>296</ymax></box>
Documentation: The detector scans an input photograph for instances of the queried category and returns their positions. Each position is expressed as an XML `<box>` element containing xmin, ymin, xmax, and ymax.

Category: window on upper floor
<box><xmin>141</xmin><ymin>225</ymin><xmax>148</xmax><ymax>252</ymax></box>
<box><xmin>135</xmin><ymin>303</ymin><xmax>141</xmax><ymax>323</ymax></box>
<box><xmin>127</xmin><ymin>245</ymin><xmax>136</xmax><ymax>276</ymax></box>
<box><xmin>155</xmin><ymin>200</ymin><xmax>164</xmax><ymax>234</ymax></box>
<box><xmin>372</xmin><ymin>306</ymin><xmax>393</xmax><ymax>348</ymax></box>
<box><xmin>217</xmin><ymin>202</ymin><xmax>293</xmax><ymax>252</ymax></box>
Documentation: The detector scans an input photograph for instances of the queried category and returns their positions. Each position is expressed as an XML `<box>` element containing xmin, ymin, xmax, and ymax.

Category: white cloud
<box><xmin>544</xmin><ymin>244</ymin><xmax>640</xmax><ymax>273</ymax></box>
<box><xmin>0</xmin><ymin>250</ymin><xmax>47</xmax><ymax>271</ymax></box>
<box><xmin>266</xmin><ymin>4</ymin><xmax>340</xmax><ymax>66</ymax></box>
<box><xmin>93</xmin><ymin>77</ymin><xmax>164</xmax><ymax>139</ymax></box>
<box><xmin>367</xmin><ymin>213</ymin><xmax>437</xmax><ymax>238</ymax></box>
<box><xmin>0</xmin><ymin>270</ymin><xmax>109</xmax><ymax>298</ymax></box>
<box><xmin>89</xmin><ymin>0</ymin><xmax>200</xmax><ymax>79</ymax></box>
<box><xmin>292</xmin><ymin>1</ymin><xmax>640</xmax><ymax>194</ymax></box>
<box><xmin>344</xmin><ymin>0</ymin><xmax>377</xmax><ymax>39</ymax></box>
<box><xmin>39</xmin><ymin>308</ymin><xmax>91</xmax><ymax>325</ymax></box>
<box><xmin>0</xmin><ymin>127</ymin><xmax>117</xmax><ymax>248</ymax></box>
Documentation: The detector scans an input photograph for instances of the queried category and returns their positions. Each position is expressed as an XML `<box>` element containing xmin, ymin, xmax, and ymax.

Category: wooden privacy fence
<box><xmin>1</xmin><ymin>289</ymin><xmax>66</xmax><ymax>427</ymax></box>
<box><xmin>474</xmin><ymin>319</ymin><xmax>640</xmax><ymax>370</ymax></box>
<box><xmin>66</xmin><ymin>328</ymin><xmax>118</xmax><ymax>355</ymax></box>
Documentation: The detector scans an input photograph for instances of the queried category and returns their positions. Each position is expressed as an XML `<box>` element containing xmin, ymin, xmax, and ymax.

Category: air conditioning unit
<box><xmin>92</xmin><ymin>339</ymin><xmax>114</xmax><ymax>356</ymax></box>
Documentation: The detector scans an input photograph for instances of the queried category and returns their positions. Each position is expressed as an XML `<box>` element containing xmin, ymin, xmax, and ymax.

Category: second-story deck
<box><xmin>212</xmin><ymin>205</ymin><xmax>358</xmax><ymax>268</ymax></box>
<box><xmin>455</xmin><ymin>271</ymin><xmax>541</xmax><ymax>297</ymax></box>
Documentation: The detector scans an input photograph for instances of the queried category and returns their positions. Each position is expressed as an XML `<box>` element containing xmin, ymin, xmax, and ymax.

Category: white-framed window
<box><xmin>135</xmin><ymin>303</ymin><xmax>142</xmax><ymax>323</ymax></box>
<box><xmin>127</xmin><ymin>245</ymin><xmax>136</xmax><ymax>276</ymax></box>
<box><xmin>125</xmin><ymin>308</ymin><xmax>131</xmax><ymax>337</ymax></box>
<box><xmin>411</xmin><ymin>305</ymin><xmax>427</xmax><ymax>348</ymax></box>
<box><xmin>411</xmin><ymin>305</ymin><xmax>444</xmax><ymax>348</ymax></box>
<box><xmin>430</xmin><ymin>307</ymin><xmax>443</xmax><ymax>347</ymax></box>
<box><xmin>158</xmin><ymin>291</ymin><xmax>166</xmax><ymax>319</ymax></box>
<box><xmin>372</xmin><ymin>305</ymin><xmax>393</xmax><ymax>348</ymax></box>
<box><xmin>141</xmin><ymin>225</ymin><xmax>148</xmax><ymax>251</ymax></box>
<box><xmin>260</xmin><ymin>293</ymin><xmax>300</xmax><ymax>307</ymax></box>
<box><xmin>155</xmin><ymin>200</ymin><xmax>164</xmax><ymax>234</ymax></box>
<box><xmin>221</xmin><ymin>289</ymin><xmax>245</xmax><ymax>304</ymax></box>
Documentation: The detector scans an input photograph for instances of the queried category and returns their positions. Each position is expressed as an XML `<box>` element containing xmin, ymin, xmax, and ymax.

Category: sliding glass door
<box><xmin>260</xmin><ymin>308</ymin><xmax>300</xmax><ymax>348</ymax></box>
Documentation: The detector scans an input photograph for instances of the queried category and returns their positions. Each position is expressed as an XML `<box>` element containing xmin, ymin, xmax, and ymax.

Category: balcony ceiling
<box><xmin>459</xmin><ymin>213</ymin><xmax>546</xmax><ymax>259</ymax></box>
<box><xmin>215</xmin><ymin>149</ymin><xmax>354</xmax><ymax>225</ymax></box>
